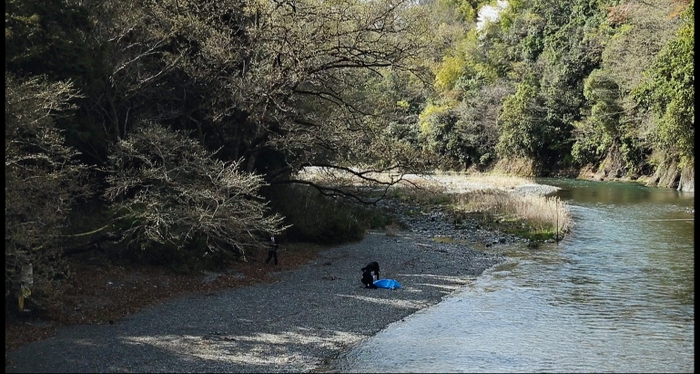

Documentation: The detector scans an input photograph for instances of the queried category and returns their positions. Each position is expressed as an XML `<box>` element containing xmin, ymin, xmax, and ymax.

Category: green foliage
<box><xmin>5</xmin><ymin>0</ymin><xmax>95</xmax><ymax>81</ymax></box>
<box><xmin>632</xmin><ymin>1</ymin><xmax>694</xmax><ymax>167</ymax></box>
<box><xmin>420</xmin><ymin>108</ymin><xmax>456</xmax><ymax>157</ymax></box>
<box><xmin>496</xmin><ymin>75</ymin><xmax>542</xmax><ymax>159</ymax></box>
<box><xmin>419</xmin><ymin>103</ymin><xmax>450</xmax><ymax>134</ymax></box>
<box><xmin>618</xmin><ymin>133</ymin><xmax>648</xmax><ymax>175</ymax></box>
<box><xmin>435</xmin><ymin>55</ymin><xmax>467</xmax><ymax>92</ymax></box>
<box><xmin>571</xmin><ymin>122</ymin><xmax>613</xmax><ymax>166</ymax></box>
<box><xmin>451</xmin><ymin>31</ymin><xmax>502</xmax><ymax>91</ymax></box>
<box><xmin>571</xmin><ymin>69</ymin><xmax>622</xmax><ymax>165</ymax></box>
<box><xmin>567</xmin><ymin>0</ymin><xmax>686</xmax><ymax>178</ymax></box>
<box><xmin>497</xmin><ymin>66</ymin><xmax>579</xmax><ymax>172</ymax></box>
<box><xmin>425</xmin><ymin>0</ymin><xmax>611</xmax><ymax>173</ymax></box>
<box><xmin>574</xmin><ymin>109</ymin><xmax>646</xmax><ymax>178</ymax></box>
<box><xmin>361</xmin><ymin>67</ymin><xmax>429</xmax><ymax>154</ymax></box>
<box><xmin>422</xmin><ymin>80</ymin><xmax>506</xmax><ymax>169</ymax></box>
<box><xmin>497</xmin><ymin>0</ymin><xmax>526</xmax><ymax>29</ymax></box>
<box><xmin>524</xmin><ymin>1</ymin><xmax>607</xmax><ymax>169</ymax></box>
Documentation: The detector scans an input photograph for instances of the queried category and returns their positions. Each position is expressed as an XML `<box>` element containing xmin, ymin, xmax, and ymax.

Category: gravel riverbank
<box><xmin>6</xmin><ymin>192</ymin><xmax>542</xmax><ymax>373</ymax></box>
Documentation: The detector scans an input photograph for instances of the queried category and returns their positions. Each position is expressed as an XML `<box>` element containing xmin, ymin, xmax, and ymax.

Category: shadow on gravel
<box><xmin>6</xmin><ymin>234</ymin><xmax>500</xmax><ymax>373</ymax></box>
<box><xmin>6</xmin><ymin>324</ymin><xmax>365</xmax><ymax>373</ymax></box>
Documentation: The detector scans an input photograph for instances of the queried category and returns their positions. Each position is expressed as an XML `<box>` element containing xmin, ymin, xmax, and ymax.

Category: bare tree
<box><xmin>103</xmin><ymin>123</ymin><xmax>289</xmax><ymax>261</ymax></box>
<box><xmin>90</xmin><ymin>0</ymin><xmax>440</xmax><ymax>194</ymax></box>
<box><xmin>5</xmin><ymin>73</ymin><xmax>90</xmax><ymax>311</ymax></box>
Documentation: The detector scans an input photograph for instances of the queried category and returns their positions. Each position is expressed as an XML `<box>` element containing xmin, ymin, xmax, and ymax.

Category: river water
<box><xmin>332</xmin><ymin>179</ymin><xmax>694</xmax><ymax>373</ymax></box>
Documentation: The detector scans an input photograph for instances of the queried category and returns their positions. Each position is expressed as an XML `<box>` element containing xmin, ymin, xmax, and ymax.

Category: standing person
<box><xmin>266</xmin><ymin>236</ymin><xmax>279</xmax><ymax>265</ymax></box>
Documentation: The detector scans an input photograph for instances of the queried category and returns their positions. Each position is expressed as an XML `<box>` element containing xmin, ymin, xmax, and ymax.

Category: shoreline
<box><xmin>6</xmin><ymin>197</ymin><xmax>520</xmax><ymax>373</ymax></box>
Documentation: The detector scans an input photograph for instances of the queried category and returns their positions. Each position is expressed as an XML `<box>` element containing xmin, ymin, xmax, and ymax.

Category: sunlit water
<box><xmin>332</xmin><ymin>179</ymin><xmax>694</xmax><ymax>373</ymax></box>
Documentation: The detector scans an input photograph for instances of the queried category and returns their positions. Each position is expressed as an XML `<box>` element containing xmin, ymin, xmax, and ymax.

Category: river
<box><xmin>331</xmin><ymin>178</ymin><xmax>694</xmax><ymax>373</ymax></box>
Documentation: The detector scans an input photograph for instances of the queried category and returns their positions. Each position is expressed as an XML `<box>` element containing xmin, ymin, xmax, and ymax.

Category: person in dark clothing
<box><xmin>361</xmin><ymin>261</ymin><xmax>380</xmax><ymax>281</ymax></box>
<box><xmin>265</xmin><ymin>236</ymin><xmax>279</xmax><ymax>265</ymax></box>
<box><xmin>361</xmin><ymin>269</ymin><xmax>377</xmax><ymax>288</ymax></box>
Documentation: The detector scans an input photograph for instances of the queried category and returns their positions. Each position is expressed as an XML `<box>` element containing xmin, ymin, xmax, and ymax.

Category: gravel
<box><xmin>5</xmin><ymin>198</ymin><xmax>531</xmax><ymax>373</ymax></box>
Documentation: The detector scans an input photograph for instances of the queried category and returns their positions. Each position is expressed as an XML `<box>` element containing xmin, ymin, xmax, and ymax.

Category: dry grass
<box><xmin>455</xmin><ymin>190</ymin><xmax>571</xmax><ymax>234</ymax></box>
<box><xmin>492</xmin><ymin>158</ymin><xmax>537</xmax><ymax>176</ymax></box>
<box><xmin>384</xmin><ymin>223</ymin><xmax>401</xmax><ymax>237</ymax></box>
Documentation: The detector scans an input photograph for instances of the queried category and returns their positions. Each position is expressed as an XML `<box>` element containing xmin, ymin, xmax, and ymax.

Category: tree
<box><xmin>496</xmin><ymin>71</ymin><xmax>547</xmax><ymax>162</ymax></box>
<box><xmin>568</xmin><ymin>0</ymin><xmax>687</xmax><ymax>178</ymax></box>
<box><xmin>572</xmin><ymin>69</ymin><xmax>622</xmax><ymax>166</ymax></box>
<box><xmin>98</xmin><ymin>0</ymin><xmax>434</xmax><ymax>162</ymax></box>
<box><xmin>4</xmin><ymin>0</ymin><xmax>94</xmax><ymax>81</ymax></box>
<box><xmin>66</xmin><ymin>0</ymin><xmax>442</xmax><ymax>207</ymax></box>
<box><xmin>453</xmin><ymin>79</ymin><xmax>511</xmax><ymax>167</ymax></box>
<box><xmin>5</xmin><ymin>73</ymin><xmax>90</xmax><ymax>312</ymax></box>
<box><xmin>633</xmin><ymin>0</ymin><xmax>694</xmax><ymax>168</ymax></box>
<box><xmin>103</xmin><ymin>123</ymin><xmax>288</xmax><ymax>264</ymax></box>
<box><xmin>5</xmin><ymin>0</ymin><xmax>110</xmax><ymax>166</ymax></box>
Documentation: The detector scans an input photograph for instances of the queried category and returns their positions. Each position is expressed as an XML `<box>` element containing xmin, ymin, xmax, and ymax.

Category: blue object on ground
<box><xmin>373</xmin><ymin>279</ymin><xmax>402</xmax><ymax>290</ymax></box>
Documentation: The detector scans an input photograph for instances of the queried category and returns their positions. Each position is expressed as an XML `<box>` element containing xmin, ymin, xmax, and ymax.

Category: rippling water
<box><xmin>333</xmin><ymin>179</ymin><xmax>694</xmax><ymax>373</ymax></box>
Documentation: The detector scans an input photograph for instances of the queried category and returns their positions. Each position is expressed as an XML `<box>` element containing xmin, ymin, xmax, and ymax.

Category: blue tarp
<box><xmin>373</xmin><ymin>279</ymin><xmax>402</xmax><ymax>290</ymax></box>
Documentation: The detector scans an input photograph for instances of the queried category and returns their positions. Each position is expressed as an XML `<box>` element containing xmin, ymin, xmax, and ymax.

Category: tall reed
<box><xmin>455</xmin><ymin>190</ymin><xmax>571</xmax><ymax>236</ymax></box>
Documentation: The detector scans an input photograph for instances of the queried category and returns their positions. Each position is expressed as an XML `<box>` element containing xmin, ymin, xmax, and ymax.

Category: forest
<box><xmin>5</xmin><ymin>0</ymin><xmax>694</xmax><ymax>310</ymax></box>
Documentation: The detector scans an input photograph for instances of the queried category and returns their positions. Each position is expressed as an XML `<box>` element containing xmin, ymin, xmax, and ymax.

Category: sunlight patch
<box><xmin>121</xmin><ymin>329</ymin><xmax>364</xmax><ymax>367</ymax></box>
<box><xmin>335</xmin><ymin>294</ymin><xmax>426</xmax><ymax>310</ymax></box>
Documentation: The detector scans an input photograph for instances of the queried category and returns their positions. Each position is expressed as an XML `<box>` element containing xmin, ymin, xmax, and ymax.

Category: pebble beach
<box><xmin>6</xmin><ymin>185</ymin><xmax>555</xmax><ymax>373</ymax></box>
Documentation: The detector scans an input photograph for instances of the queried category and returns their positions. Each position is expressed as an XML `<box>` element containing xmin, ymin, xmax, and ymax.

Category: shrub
<box><xmin>103</xmin><ymin>123</ymin><xmax>288</xmax><ymax>266</ymax></box>
<box><xmin>5</xmin><ymin>74</ymin><xmax>90</xmax><ymax>314</ymax></box>
<box><xmin>262</xmin><ymin>184</ymin><xmax>394</xmax><ymax>245</ymax></box>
